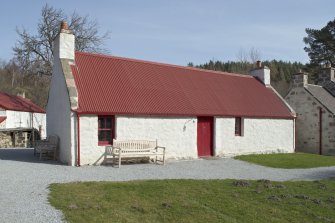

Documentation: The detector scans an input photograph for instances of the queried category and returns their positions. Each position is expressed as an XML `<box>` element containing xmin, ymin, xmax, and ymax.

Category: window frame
<box><xmin>235</xmin><ymin>117</ymin><xmax>243</xmax><ymax>136</ymax></box>
<box><xmin>98</xmin><ymin>115</ymin><xmax>115</xmax><ymax>146</ymax></box>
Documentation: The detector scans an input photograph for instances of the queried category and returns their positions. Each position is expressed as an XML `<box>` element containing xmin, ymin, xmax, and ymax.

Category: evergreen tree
<box><xmin>304</xmin><ymin>19</ymin><xmax>335</xmax><ymax>66</ymax></box>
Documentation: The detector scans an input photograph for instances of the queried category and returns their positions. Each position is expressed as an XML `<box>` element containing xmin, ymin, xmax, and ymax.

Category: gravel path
<box><xmin>1</xmin><ymin>148</ymin><xmax>335</xmax><ymax>223</ymax></box>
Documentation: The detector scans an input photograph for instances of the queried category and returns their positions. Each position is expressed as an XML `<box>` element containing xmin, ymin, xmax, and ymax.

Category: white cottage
<box><xmin>0</xmin><ymin>92</ymin><xmax>46</xmax><ymax>147</ymax></box>
<box><xmin>47</xmin><ymin>22</ymin><xmax>296</xmax><ymax>166</ymax></box>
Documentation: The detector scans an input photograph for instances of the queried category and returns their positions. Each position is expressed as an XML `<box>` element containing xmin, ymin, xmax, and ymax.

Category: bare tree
<box><xmin>236</xmin><ymin>48</ymin><xmax>249</xmax><ymax>63</ymax></box>
<box><xmin>13</xmin><ymin>4</ymin><xmax>110</xmax><ymax>76</ymax></box>
<box><xmin>236</xmin><ymin>47</ymin><xmax>261</xmax><ymax>63</ymax></box>
<box><xmin>249</xmin><ymin>47</ymin><xmax>261</xmax><ymax>64</ymax></box>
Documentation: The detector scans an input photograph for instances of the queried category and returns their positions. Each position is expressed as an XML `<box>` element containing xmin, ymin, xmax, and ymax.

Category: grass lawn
<box><xmin>234</xmin><ymin>153</ymin><xmax>335</xmax><ymax>169</ymax></box>
<box><xmin>49</xmin><ymin>179</ymin><xmax>335</xmax><ymax>223</ymax></box>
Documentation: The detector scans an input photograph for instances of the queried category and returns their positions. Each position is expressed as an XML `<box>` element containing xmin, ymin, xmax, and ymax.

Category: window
<box><xmin>98</xmin><ymin>116</ymin><xmax>114</xmax><ymax>145</ymax></box>
<box><xmin>235</xmin><ymin>117</ymin><xmax>243</xmax><ymax>136</ymax></box>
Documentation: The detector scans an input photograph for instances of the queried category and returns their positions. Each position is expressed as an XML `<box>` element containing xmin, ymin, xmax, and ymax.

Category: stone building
<box><xmin>48</xmin><ymin>22</ymin><xmax>295</xmax><ymax>166</ymax></box>
<box><xmin>285</xmin><ymin>67</ymin><xmax>335</xmax><ymax>155</ymax></box>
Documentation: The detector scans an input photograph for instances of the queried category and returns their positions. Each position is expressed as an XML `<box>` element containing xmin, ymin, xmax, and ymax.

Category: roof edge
<box><xmin>73</xmin><ymin>110</ymin><xmax>294</xmax><ymax>119</ymax></box>
<box><xmin>267</xmin><ymin>86</ymin><xmax>296</xmax><ymax>117</ymax></box>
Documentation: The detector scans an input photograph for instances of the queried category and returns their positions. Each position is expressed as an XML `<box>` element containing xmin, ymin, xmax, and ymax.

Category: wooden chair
<box><xmin>34</xmin><ymin>135</ymin><xmax>59</xmax><ymax>160</ymax></box>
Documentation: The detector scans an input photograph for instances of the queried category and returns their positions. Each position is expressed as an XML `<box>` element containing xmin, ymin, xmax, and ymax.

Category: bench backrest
<box><xmin>48</xmin><ymin>135</ymin><xmax>59</xmax><ymax>146</ymax></box>
<box><xmin>113</xmin><ymin>139</ymin><xmax>157</xmax><ymax>152</ymax></box>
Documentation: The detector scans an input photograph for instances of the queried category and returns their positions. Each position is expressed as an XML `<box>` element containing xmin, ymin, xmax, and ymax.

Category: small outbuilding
<box><xmin>0</xmin><ymin>92</ymin><xmax>46</xmax><ymax>147</ymax></box>
<box><xmin>285</xmin><ymin>66</ymin><xmax>335</xmax><ymax>155</ymax></box>
<box><xmin>47</xmin><ymin>22</ymin><xmax>296</xmax><ymax>166</ymax></box>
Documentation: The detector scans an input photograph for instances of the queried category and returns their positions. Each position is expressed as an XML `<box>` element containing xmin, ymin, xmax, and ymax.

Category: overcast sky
<box><xmin>0</xmin><ymin>0</ymin><xmax>334</xmax><ymax>66</ymax></box>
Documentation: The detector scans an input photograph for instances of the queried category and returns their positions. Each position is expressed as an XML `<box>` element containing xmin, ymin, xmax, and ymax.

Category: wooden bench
<box><xmin>34</xmin><ymin>134</ymin><xmax>59</xmax><ymax>160</ymax></box>
<box><xmin>105</xmin><ymin>139</ymin><xmax>166</xmax><ymax>168</ymax></box>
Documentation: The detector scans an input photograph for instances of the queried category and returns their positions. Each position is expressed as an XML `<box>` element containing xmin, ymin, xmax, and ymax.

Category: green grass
<box><xmin>49</xmin><ymin>179</ymin><xmax>335</xmax><ymax>223</ymax></box>
<box><xmin>234</xmin><ymin>153</ymin><xmax>335</xmax><ymax>169</ymax></box>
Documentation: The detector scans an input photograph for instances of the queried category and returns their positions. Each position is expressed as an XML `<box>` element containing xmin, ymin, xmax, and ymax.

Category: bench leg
<box><xmin>104</xmin><ymin>152</ymin><xmax>107</xmax><ymax>165</ymax></box>
<box><xmin>112</xmin><ymin>154</ymin><xmax>115</xmax><ymax>167</ymax></box>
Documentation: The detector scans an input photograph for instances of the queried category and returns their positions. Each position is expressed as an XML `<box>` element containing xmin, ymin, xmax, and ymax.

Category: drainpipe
<box><xmin>293</xmin><ymin>117</ymin><xmax>296</xmax><ymax>153</ymax></box>
<box><xmin>31</xmin><ymin>112</ymin><xmax>34</xmax><ymax>147</ymax></box>
<box><xmin>77</xmin><ymin>113</ymin><xmax>81</xmax><ymax>166</ymax></box>
<box><xmin>319</xmin><ymin>108</ymin><xmax>322</xmax><ymax>155</ymax></box>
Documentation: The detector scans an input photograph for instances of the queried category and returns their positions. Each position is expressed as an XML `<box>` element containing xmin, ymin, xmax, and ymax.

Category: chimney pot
<box><xmin>60</xmin><ymin>21</ymin><xmax>69</xmax><ymax>32</ymax></box>
<box><xmin>256</xmin><ymin>60</ymin><xmax>262</xmax><ymax>68</ymax></box>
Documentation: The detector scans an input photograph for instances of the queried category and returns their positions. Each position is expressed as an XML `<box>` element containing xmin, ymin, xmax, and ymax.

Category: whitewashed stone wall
<box><xmin>0</xmin><ymin>109</ymin><xmax>6</xmax><ymax>128</ymax></box>
<box><xmin>78</xmin><ymin>115</ymin><xmax>294</xmax><ymax>165</ymax></box>
<box><xmin>117</xmin><ymin>116</ymin><xmax>198</xmax><ymax>159</ymax></box>
<box><xmin>78</xmin><ymin>115</ymin><xmax>198</xmax><ymax>165</ymax></box>
<box><xmin>4</xmin><ymin>110</ymin><xmax>46</xmax><ymax>138</ymax></box>
<box><xmin>47</xmin><ymin>55</ymin><xmax>74</xmax><ymax>165</ymax></box>
<box><xmin>77</xmin><ymin>115</ymin><xmax>102</xmax><ymax>165</ymax></box>
<box><xmin>215</xmin><ymin>117</ymin><xmax>294</xmax><ymax>156</ymax></box>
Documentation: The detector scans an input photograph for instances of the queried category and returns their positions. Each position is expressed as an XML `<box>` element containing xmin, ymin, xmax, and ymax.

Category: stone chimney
<box><xmin>291</xmin><ymin>70</ymin><xmax>308</xmax><ymax>88</ymax></box>
<box><xmin>249</xmin><ymin>61</ymin><xmax>271</xmax><ymax>85</ymax></box>
<box><xmin>53</xmin><ymin>21</ymin><xmax>75</xmax><ymax>60</ymax></box>
<box><xmin>317</xmin><ymin>63</ymin><xmax>335</xmax><ymax>86</ymax></box>
<box><xmin>17</xmin><ymin>92</ymin><xmax>25</xmax><ymax>98</ymax></box>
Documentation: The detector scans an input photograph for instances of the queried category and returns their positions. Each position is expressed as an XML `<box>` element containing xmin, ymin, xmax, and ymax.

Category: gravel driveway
<box><xmin>1</xmin><ymin>148</ymin><xmax>335</xmax><ymax>223</ymax></box>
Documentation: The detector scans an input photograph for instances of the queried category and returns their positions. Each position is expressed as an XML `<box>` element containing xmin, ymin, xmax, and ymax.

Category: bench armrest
<box><xmin>105</xmin><ymin>146</ymin><xmax>122</xmax><ymax>154</ymax></box>
<box><xmin>111</xmin><ymin>146</ymin><xmax>122</xmax><ymax>154</ymax></box>
<box><xmin>155</xmin><ymin>146</ymin><xmax>165</xmax><ymax>152</ymax></box>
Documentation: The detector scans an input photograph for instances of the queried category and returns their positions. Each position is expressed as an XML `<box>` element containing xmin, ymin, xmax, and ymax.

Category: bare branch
<box><xmin>12</xmin><ymin>4</ymin><xmax>110</xmax><ymax>76</ymax></box>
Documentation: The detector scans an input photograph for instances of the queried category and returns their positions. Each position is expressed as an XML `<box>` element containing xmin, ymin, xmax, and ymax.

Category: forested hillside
<box><xmin>0</xmin><ymin>62</ymin><xmax>50</xmax><ymax>108</ymax></box>
<box><xmin>189</xmin><ymin>60</ymin><xmax>306</xmax><ymax>96</ymax></box>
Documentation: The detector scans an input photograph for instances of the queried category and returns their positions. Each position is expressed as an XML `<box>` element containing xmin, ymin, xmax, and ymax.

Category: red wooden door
<box><xmin>197</xmin><ymin>117</ymin><xmax>213</xmax><ymax>157</ymax></box>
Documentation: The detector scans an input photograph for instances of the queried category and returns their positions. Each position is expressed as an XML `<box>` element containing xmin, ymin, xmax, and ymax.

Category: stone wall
<box><xmin>0</xmin><ymin>132</ymin><xmax>12</xmax><ymax>148</ymax></box>
<box><xmin>0</xmin><ymin>131</ymin><xmax>28</xmax><ymax>148</ymax></box>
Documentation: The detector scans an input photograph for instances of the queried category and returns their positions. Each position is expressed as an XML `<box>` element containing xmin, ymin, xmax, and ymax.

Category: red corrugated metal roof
<box><xmin>71</xmin><ymin>52</ymin><xmax>293</xmax><ymax>118</ymax></box>
<box><xmin>0</xmin><ymin>116</ymin><xmax>6</xmax><ymax>124</ymax></box>
<box><xmin>0</xmin><ymin>92</ymin><xmax>45</xmax><ymax>113</ymax></box>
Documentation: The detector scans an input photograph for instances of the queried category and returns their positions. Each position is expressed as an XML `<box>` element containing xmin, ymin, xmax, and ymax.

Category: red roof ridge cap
<box><xmin>75</xmin><ymin>51</ymin><xmax>252</xmax><ymax>78</ymax></box>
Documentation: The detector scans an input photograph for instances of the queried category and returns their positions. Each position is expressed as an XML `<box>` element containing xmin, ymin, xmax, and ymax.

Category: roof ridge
<box><xmin>75</xmin><ymin>51</ymin><xmax>252</xmax><ymax>78</ymax></box>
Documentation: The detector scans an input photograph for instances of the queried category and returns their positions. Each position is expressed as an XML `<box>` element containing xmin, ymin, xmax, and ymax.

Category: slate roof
<box><xmin>306</xmin><ymin>84</ymin><xmax>335</xmax><ymax>114</ymax></box>
<box><xmin>71</xmin><ymin>52</ymin><xmax>294</xmax><ymax>119</ymax></box>
<box><xmin>321</xmin><ymin>81</ymin><xmax>335</xmax><ymax>97</ymax></box>
<box><xmin>0</xmin><ymin>92</ymin><xmax>45</xmax><ymax>113</ymax></box>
